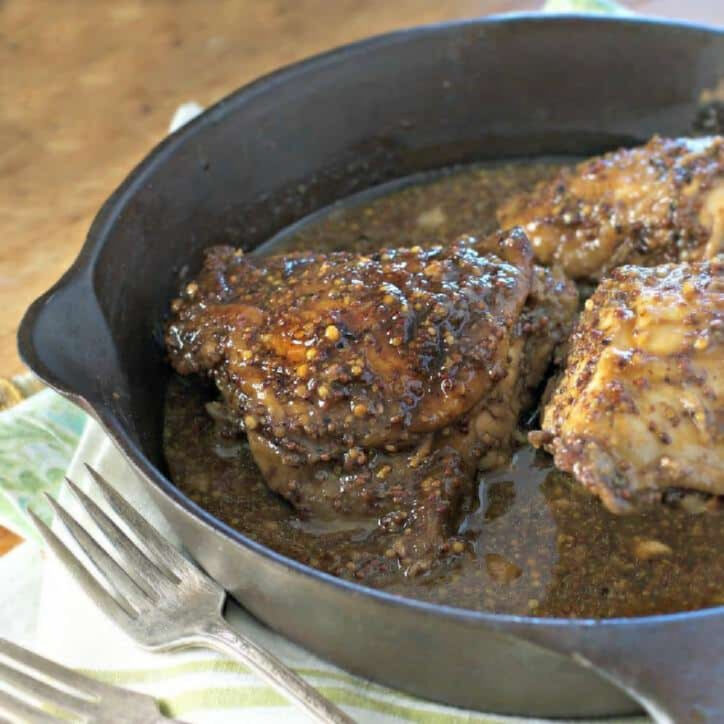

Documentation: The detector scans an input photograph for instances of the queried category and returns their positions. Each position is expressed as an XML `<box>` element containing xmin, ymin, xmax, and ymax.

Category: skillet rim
<box><xmin>18</xmin><ymin>12</ymin><xmax>724</xmax><ymax>632</ymax></box>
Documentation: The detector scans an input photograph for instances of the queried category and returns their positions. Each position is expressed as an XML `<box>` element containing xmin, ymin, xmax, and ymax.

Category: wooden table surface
<box><xmin>0</xmin><ymin>0</ymin><xmax>722</xmax><ymax>556</ymax></box>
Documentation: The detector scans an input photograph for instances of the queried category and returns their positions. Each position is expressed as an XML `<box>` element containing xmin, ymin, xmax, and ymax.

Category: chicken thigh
<box><xmin>498</xmin><ymin>136</ymin><xmax>724</xmax><ymax>280</ymax></box>
<box><xmin>166</xmin><ymin>231</ymin><xmax>577</xmax><ymax>572</ymax></box>
<box><xmin>531</xmin><ymin>259</ymin><xmax>724</xmax><ymax>513</ymax></box>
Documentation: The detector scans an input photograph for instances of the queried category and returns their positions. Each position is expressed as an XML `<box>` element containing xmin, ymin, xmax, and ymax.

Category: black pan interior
<box><xmin>64</xmin><ymin>18</ymin><xmax>719</xmax><ymax>479</ymax></box>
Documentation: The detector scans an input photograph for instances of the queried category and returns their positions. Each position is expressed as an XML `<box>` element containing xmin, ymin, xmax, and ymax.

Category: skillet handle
<box><xmin>513</xmin><ymin>608</ymin><xmax>724</xmax><ymax>723</ymax></box>
<box><xmin>18</xmin><ymin>272</ymin><xmax>123</xmax><ymax>410</ymax></box>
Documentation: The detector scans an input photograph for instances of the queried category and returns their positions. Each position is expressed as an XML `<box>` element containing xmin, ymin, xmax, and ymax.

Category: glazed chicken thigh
<box><xmin>532</xmin><ymin>259</ymin><xmax>724</xmax><ymax>513</ymax></box>
<box><xmin>166</xmin><ymin>231</ymin><xmax>577</xmax><ymax>572</ymax></box>
<box><xmin>498</xmin><ymin>136</ymin><xmax>724</xmax><ymax>280</ymax></box>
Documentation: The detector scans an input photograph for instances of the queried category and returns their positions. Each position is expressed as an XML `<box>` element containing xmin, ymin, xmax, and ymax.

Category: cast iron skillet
<box><xmin>19</xmin><ymin>14</ymin><xmax>724</xmax><ymax>722</ymax></box>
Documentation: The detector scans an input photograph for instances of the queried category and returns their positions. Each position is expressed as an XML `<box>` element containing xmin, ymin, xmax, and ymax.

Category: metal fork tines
<box><xmin>30</xmin><ymin>466</ymin><xmax>353</xmax><ymax>724</ymax></box>
<box><xmin>0</xmin><ymin>637</ymin><xmax>179</xmax><ymax>724</ymax></box>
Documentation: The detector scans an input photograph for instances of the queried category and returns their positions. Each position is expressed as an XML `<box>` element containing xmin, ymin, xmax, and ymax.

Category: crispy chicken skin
<box><xmin>498</xmin><ymin>136</ymin><xmax>724</xmax><ymax>280</ymax></box>
<box><xmin>166</xmin><ymin>231</ymin><xmax>578</xmax><ymax>572</ymax></box>
<box><xmin>531</xmin><ymin>259</ymin><xmax>724</xmax><ymax>513</ymax></box>
<box><xmin>167</xmin><ymin>232</ymin><xmax>534</xmax><ymax>459</ymax></box>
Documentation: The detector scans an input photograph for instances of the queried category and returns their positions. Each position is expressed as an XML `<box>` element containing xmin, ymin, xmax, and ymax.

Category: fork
<box><xmin>29</xmin><ymin>465</ymin><xmax>353</xmax><ymax>724</ymax></box>
<box><xmin>0</xmin><ymin>637</ymin><xmax>185</xmax><ymax>723</ymax></box>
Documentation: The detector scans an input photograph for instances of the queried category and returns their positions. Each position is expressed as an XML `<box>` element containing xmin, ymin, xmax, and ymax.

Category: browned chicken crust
<box><xmin>166</xmin><ymin>231</ymin><xmax>578</xmax><ymax>573</ymax></box>
<box><xmin>498</xmin><ymin>136</ymin><xmax>724</xmax><ymax>280</ymax></box>
<box><xmin>167</xmin><ymin>233</ymin><xmax>533</xmax><ymax>456</ymax></box>
<box><xmin>532</xmin><ymin>259</ymin><xmax>724</xmax><ymax>513</ymax></box>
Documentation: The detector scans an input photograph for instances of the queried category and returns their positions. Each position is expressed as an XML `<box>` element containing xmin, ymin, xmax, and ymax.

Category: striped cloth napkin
<box><xmin>0</xmin><ymin>0</ymin><xmax>652</xmax><ymax>720</ymax></box>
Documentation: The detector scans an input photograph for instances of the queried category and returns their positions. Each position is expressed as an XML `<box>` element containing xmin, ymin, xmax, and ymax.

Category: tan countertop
<box><xmin>0</xmin><ymin>0</ymin><xmax>722</xmax><ymax>554</ymax></box>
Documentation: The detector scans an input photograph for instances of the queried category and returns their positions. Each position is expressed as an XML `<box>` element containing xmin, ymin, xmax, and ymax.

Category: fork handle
<box><xmin>191</xmin><ymin>616</ymin><xmax>354</xmax><ymax>724</ymax></box>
